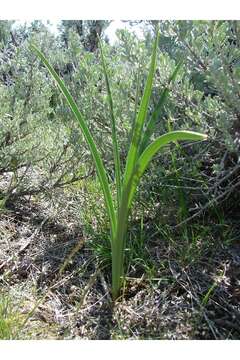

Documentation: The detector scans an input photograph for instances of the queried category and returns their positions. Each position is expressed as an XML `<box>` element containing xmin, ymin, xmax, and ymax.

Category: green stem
<box><xmin>111</xmin><ymin>215</ymin><xmax>128</xmax><ymax>300</ymax></box>
<box><xmin>111</xmin><ymin>175</ymin><xmax>133</xmax><ymax>299</ymax></box>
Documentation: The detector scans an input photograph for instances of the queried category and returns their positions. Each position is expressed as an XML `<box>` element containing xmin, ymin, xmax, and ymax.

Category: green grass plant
<box><xmin>0</xmin><ymin>293</ymin><xmax>23</xmax><ymax>339</ymax></box>
<box><xmin>30</xmin><ymin>30</ymin><xmax>207</xmax><ymax>300</ymax></box>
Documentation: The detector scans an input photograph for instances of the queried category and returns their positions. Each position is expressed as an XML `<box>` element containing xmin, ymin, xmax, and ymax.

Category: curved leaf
<box><xmin>128</xmin><ymin>130</ymin><xmax>207</xmax><ymax>208</ymax></box>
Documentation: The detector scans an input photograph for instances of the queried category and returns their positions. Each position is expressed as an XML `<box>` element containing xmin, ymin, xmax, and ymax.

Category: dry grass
<box><xmin>0</xmin><ymin>189</ymin><xmax>240</xmax><ymax>339</ymax></box>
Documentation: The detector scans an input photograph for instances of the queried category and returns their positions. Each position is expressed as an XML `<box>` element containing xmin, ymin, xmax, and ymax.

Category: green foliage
<box><xmin>31</xmin><ymin>30</ymin><xmax>206</xmax><ymax>300</ymax></box>
<box><xmin>60</xmin><ymin>20</ymin><xmax>110</xmax><ymax>51</ymax></box>
<box><xmin>1</xmin><ymin>20</ymin><xmax>239</xmax><ymax>302</ymax></box>
<box><xmin>0</xmin><ymin>293</ymin><xmax>23</xmax><ymax>339</ymax></box>
<box><xmin>0</xmin><ymin>23</ymin><xmax>93</xmax><ymax>201</ymax></box>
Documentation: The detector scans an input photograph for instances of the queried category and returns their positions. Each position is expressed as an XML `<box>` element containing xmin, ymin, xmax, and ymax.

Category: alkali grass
<box><xmin>30</xmin><ymin>29</ymin><xmax>207</xmax><ymax>300</ymax></box>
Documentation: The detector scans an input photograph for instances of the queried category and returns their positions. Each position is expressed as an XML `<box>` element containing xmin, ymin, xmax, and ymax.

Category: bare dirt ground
<box><xmin>1</xmin><ymin>193</ymin><xmax>240</xmax><ymax>339</ymax></box>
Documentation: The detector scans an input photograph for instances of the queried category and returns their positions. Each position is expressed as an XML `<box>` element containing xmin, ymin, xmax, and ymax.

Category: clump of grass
<box><xmin>30</xmin><ymin>29</ymin><xmax>207</xmax><ymax>300</ymax></box>
<box><xmin>0</xmin><ymin>293</ymin><xmax>23</xmax><ymax>339</ymax></box>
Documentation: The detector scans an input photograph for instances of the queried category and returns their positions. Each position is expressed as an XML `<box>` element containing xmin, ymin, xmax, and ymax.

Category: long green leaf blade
<box><xmin>123</xmin><ymin>30</ymin><xmax>159</xmax><ymax>187</ymax></box>
<box><xmin>30</xmin><ymin>44</ymin><xmax>117</xmax><ymax>237</ymax></box>
<box><xmin>128</xmin><ymin>130</ymin><xmax>207</xmax><ymax>208</ymax></box>
<box><xmin>134</xmin><ymin>63</ymin><xmax>142</xmax><ymax>122</ymax></box>
<box><xmin>98</xmin><ymin>38</ymin><xmax>122</xmax><ymax>210</ymax></box>
<box><xmin>139</xmin><ymin>61</ymin><xmax>183</xmax><ymax>153</ymax></box>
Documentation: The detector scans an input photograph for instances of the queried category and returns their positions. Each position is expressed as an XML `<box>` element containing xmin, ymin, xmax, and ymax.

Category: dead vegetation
<box><xmin>0</xmin><ymin>189</ymin><xmax>239</xmax><ymax>340</ymax></box>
